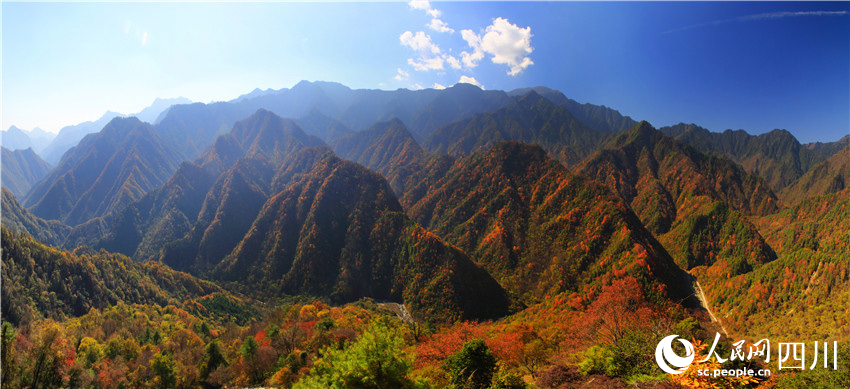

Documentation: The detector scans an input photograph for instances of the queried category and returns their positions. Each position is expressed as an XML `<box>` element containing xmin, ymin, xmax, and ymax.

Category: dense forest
<box><xmin>2</xmin><ymin>81</ymin><xmax>848</xmax><ymax>388</ymax></box>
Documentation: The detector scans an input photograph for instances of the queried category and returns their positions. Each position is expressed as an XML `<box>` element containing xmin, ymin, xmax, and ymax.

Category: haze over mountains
<box><xmin>1</xmin><ymin>80</ymin><xmax>848</xmax><ymax>387</ymax></box>
<box><xmin>2</xmin><ymin>97</ymin><xmax>191</xmax><ymax>164</ymax></box>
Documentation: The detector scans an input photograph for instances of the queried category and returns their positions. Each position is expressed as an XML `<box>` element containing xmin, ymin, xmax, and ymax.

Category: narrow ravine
<box><xmin>693</xmin><ymin>276</ymin><xmax>729</xmax><ymax>337</ymax></box>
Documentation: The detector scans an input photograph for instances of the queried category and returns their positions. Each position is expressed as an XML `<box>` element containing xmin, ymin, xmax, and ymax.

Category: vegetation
<box><xmin>0</xmin><ymin>228</ymin><xmax>228</xmax><ymax>325</ymax></box>
<box><xmin>0</xmin><ymin>146</ymin><xmax>51</xmax><ymax>199</ymax></box>
<box><xmin>406</xmin><ymin>141</ymin><xmax>690</xmax><ymax>306</ymax></box>
<box><xmin>2</xmin><ymin>83</ymin><xmax>847</xmax><ymax>388</ymax></box>
<box><xmin>424</xmin><ymin>91</ymin><xmax>605</xmax><ymax>165</ymax></box>
<box><xmin>24</xmin><ymin>117</ymin><xmax>184</xmax><ymax>225</ymax></box>
<box><xmin>214</xmin><ymin>152</ymin><xmax>509</xmax><ymax>322</ymax></box>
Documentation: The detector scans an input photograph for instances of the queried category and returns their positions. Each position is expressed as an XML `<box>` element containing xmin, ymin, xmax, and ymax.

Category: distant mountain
<box><xmin>25</xmin><ymin>117</ymin><xmax>183</xmax><ymax>226</ymax></box>
<box><xmin>296</xmin><ymin>109</ymin><xmax>354</xmax><ymax>142</ymax></box>
<box><xmin>405</xmin><ymin>142</ymin><xmax>691</xmax><ymax>306</ymax></box>
<box><xmin>239</xmin><ymin>80</ymin><xmax>353</xmax><ymax>122</ymax></box>
<box><xmin>1</xmin><ymin>147</ymin><xmax>51</xmax><ymax>199</ymax></box>
<box><xmin>330</xmin><ymin>118</ymin><xmax>427</xmax><ymax>195</ymax></box>
<box><xmin>1</xmin><ymin>188</ymin><xmax>70</xmax><ymax>247</ymax></box>
<box><xmin>2</xmin><ymin>126</ymin><xmax>55</xmax><ymax>154</ymax></box>
<box><xmin>581</xmin><ymin>122</ymin><xmax>778</xmax><ymax>274</ymax></box>
<box><xmin>41</xmin><ymin>111</ymin><xmax>124</xmax><ymax>164</ymax></box>
<box><xmin>1</xmin><ymin>126</ymin><xmax>33</xmax><ymax>150</ymax></box>
<box><xmin>408</xmin><ymin>83</ymin><xmax>511</xmax><ymax>140</ymax></box>
<box><xmin>193</xmin><ymin>109</ymin><xmax>326</xmax><ymax>175</ymax></box>
<box><xmin>226</xmin><ymin>109</ymin><xmax>325</xmax><ymax>164</ymax></box>
<box><xmin>659</xmin><ymin>123</ymin><xmax>840</xmax><ymax>193</ymax></box>
<box><xmin>134</xmin><ymin>96</ymin><xmax>192</xmax><ymax>124</ymax></box>
<box><xmin>780</xmin><ymin>144</ymin><xmax>849</xmax><ymax>205</ymax></box>
<box><xmin>104</xmin><ymin>81</ymin><xmax>593</xmax><ymax>164</ymax></box>
<box><xmin>214</xmin><ymin>151</ymin><xmax>509</xmax><ymax>322</ymax></box>
<box><xmin>508</xmin><ymin>86</ymin><xmax>638</xmax><ymax>133</ymax></box>
<box><xmin>66</xmin><ymin>110</ymin><xmax>325</xmax><ymax>263</ymax></box>
<box><xmin>424</xmin><ymin>91</ymin><xmax>604</xmax><ymax>165</ymax></box>
<box><xmin>1</xmin><ymin>227</ymin><xmax>224</xmax><ymax>326</ymax></box>
<box><xmin>39</xmin><ymin>99</ymin><xmax>192</xmax><ymax>164</ymax></box>
<box><xmin>233</xmin><ymin>87</ymin><xmax>278</xmax><ymax>103</ymax></box>
<box><xmin>335</xmin><ymin>87</ymin><xmax>440</xmax><ymax>132</ymax></box>
<box><xmin>151</xmin><ymin>101</ymin><xmax>257</xmax><ymax>160</ymax></box>
<box><xmin>804</xmin><ymin>134</ymin><xmax>850</xmax><ymax>160</ymax></box>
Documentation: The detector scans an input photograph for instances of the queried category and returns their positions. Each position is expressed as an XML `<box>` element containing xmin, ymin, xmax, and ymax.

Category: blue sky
<box><xmin>2</xmin><ymin>1</ymin><xmax>848</xmax><ymax>143</ymax></box>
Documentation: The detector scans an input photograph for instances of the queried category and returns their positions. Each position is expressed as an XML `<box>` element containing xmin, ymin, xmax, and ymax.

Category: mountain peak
<box><xmin>292</xmin><ymin>80</ymin><xmax>320</xmax><ymax>91</ymax></box>
<box><xmin>512</xmin><ymin>89</ymin><xmax>549</xmax><ymax>108</ymax></box>
<box><xmin>105</xmin><ymin>115</ymin><xmax>145</xmax><ymax>129</ymax></box>
<box><xmin>374</xmin><ymin>117</ymin><xmax>407</xmax><ymax>131</ymax></box>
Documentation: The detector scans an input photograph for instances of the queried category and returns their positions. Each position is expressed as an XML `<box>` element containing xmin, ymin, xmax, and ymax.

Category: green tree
<box><xmin>294</xmin><ymin>318</ymin><xmax>427</xmax><ymax>388</ymax></box>
<box><xmin>151</xmin><ymin>351</ymin><xmax>178</xmax><ymax>389</ymax></box>
<box><xmin>200</xmin><ymin>340</ymin><xmax>228</xmax><ymax>381</ymax></box>
<box><xmin>490</xmin><ymin>364</ymin><xmax>528</xmax><ymax>389</ymax></box>
<box><xmin>445</xmin><ymin>339</ymin><xmax>497</xmax><ymax>389</ymax></box>
<box><xmin>1</xmin><ymin>322</ymin><xmax>17</xmax><ymax>387</ymax></box>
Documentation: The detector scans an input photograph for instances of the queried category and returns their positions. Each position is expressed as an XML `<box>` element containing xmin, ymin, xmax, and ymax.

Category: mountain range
<box><xmin>2</xmin><ymin>80</ymin><xmax>848</xmax><ymax>388</ymax></box>
<box><xmin>24</xmin><ymin>117</ymin><xmax>183</xmax><ymax>225</ymax></box>
<box><xmin>1</xmin><ymin>126</ymin><xmax>55</xmax><ymax>154</ymax></box>
<box><xmin>1</xmin><ymin>147</ymin><xmax>51</xmax><ymax>199</ymax></box>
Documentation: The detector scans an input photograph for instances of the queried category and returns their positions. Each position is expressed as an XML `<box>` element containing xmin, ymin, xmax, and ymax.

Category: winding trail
<box><xmin>693</xmin><ymin>277</ymin><xmax>728</xmax><ymax>337</ymax></box>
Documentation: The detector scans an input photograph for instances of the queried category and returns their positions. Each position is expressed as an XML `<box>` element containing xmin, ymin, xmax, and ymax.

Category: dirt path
<box><xmin>377</xmin><ymin>302</ymin><xmax>413</xmax><ymax>323</ymax></box>
<box><xmin>693</xmin><ymin>277</ymin><xmax>728</xmax><ymax>337</ymax></box>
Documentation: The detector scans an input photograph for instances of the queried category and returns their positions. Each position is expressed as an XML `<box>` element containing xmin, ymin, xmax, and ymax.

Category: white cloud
<box><xmin>395</xmin><ymin>68</ymin><xmax>410</xmax><ymax>81</ymax></box>
<box><xmin>412</xmin><ymin>83</ymin><xmax>424</xmax><ymax>90</ymax></box>
<box><xmin>460</xmin><ymin>29</ymin><xmax>484</xmax><ymax>68</ymax></box>
<box><xmin>400</xmin><ymin>31</ymin><xmax>441</xmax><ymax>54</ymax></box>
<box><xmin>445</xmin><ymin>55</ymin><xmax>461</xmax><ymax>69</ymax></box>
<box><xmin>428</xmin><ymin>18</ymin><xmax>454</xmax><ymax>34</ymax></box>
<box><xmin>141</xmin><ymin>31</ymin><xmax>148</xmax><ymax>46</ymax></box>
<box><xmin>460</xmin><ymin>18</ymin><xmax>534</xmax><ymax>75</ymax></box>
<box><xmin>481</xmin><ymin>18</ymin><xmax>533</xmax><ymax>75</ymax></box>
<box><xmin>433</xmin><ymin>83</ymin><xmax>447</xmax><ymax>90</ymax></box>
<box><xmin>408</xmin><ymin>0</ymin><xmax>453</xmax><ymax>34</ymax></box>
<box><xmin>408</xmin><ymin>0</ymin><xmax>430</xmax><ymax>11</ymax></box>
<box><xmin>408</xmin><ymin>57</ymin><xmax>444</xmax><ymax>71</ymax></box>
<box><xmin>400</xmin><ymin>30</ymin><xmax>456</xmax><ymax>71</ymax></box>
<box><xmin>665</xmin><ymin>10</ymin><xmax>849</xmax><ymax>34</ymax></box>
<box><xmin>458</xmin><ymin>75</ymin><xmax>484</xmax><ymax>89</ymax></box>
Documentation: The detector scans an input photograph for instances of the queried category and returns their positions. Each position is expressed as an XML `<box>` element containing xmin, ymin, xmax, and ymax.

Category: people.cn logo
<box><xmin>655</xmin><ymin>335</ymin><xmax>696</xmax><ymax>374</ymax></box>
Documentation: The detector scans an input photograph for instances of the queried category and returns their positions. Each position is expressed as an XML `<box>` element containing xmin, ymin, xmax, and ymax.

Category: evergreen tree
<box><xmin>445</xmin><ymin>339</ymin><xmax>496</xmax><ymax>389</ymax></box>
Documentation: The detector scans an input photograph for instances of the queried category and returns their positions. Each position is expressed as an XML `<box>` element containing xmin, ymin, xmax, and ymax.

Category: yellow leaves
<box><xmin>299</xmin><ymin>305</ymin><xmax>318</xmax><ymax>321</ymax></box>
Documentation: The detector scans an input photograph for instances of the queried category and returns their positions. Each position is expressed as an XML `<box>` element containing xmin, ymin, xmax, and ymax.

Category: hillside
<box><xmin>214</xmin><ymin>152</ymin><xmax>510</xmax><ymax>322</ymax></box>
<box><xmin>1</xmin><ymin>227</ymin><xmax>225</xmax><ymax>326</ymax></box>
<box><xmin>331</xmin><ymin>118</ymin><xmax>428</xmax><ymax>195</ymax></box>
<box><xmin>580</xmin><ymin>122</ymin><xmax>778</xmax><ymax>275</ymax></box>
<box><xmin>660</xmin><ymin>123</ymin><xmax>842</xmax><ymax>193</ymax></box>
<box><xmin>1</xmin><ymin>188</ymin><xmax>70</xmax><ymax>247</ymax></box>
<box><xmin>1</xmin><ymin>147</ymin><xmax>51</xmax><ymax>199</ymax></box>
<box><xmin>24</xmin><ymin>117</ymin><xmax>183</xmax><ymax>226</ymax></box>
<box><xmin>780</xmin><ymin>144</ymin><xmax>849</xmax><ymax>205</ymax></box>
<box><xmin>508</xmin><ymin>86</ymin><xmax>638</xmax><ymax>133</ymax></box>
<box><xmin>424</xmin><ymin>92</ymin><xmax>604</xmax><ymax>165</ymax></box>
<box><xmin>295</xmin><ymin>109</ymin><xmax>354</xmax><ymax>142</ymax></box>
<box><xmin>159</xmin><ymin>157</ymin><xmax>276</xmax><ymax>273</ymax></box>
<box><xmin>695</xmin><ymin>189</ymin><xmax>850</xmax><ymax>341</ymax></box>
<box><xmin>65</xmin><ymin>110</ymin><xmax>324</xmax><ymax>265</ymax></box>
<box><xmin>405</xmin><ymin>142</ymin><xmax>690</xmax><ymax>306</ymax></box>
